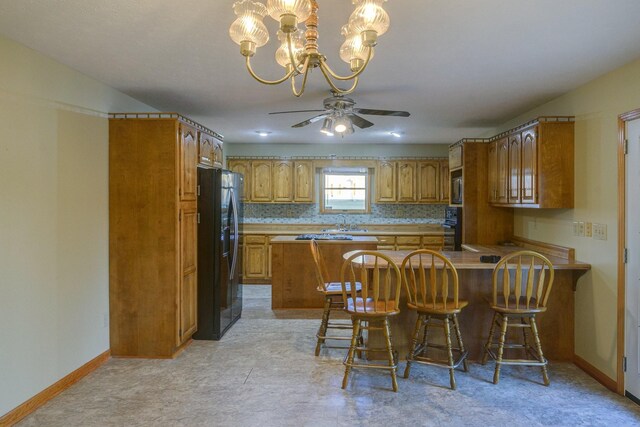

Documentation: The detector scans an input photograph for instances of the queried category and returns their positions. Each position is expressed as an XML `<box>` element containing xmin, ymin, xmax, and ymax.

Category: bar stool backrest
<box><xmin>492</xmin><ymin>250</ymin><xmax>555</xmax><ymax>310</ymax></box>
<box><xmin>401</xmin><ymin>249</ymin><xmax>460</xmax><ymax>310</ymax></box>
<box><xmin>340</xmin><ymin>251</ymin><xmax>402</xmax><ymax>314</ymax></box>
<box><xmin>310</xmin><ymin>239</ymin><xmax>330</xmax><ymax>292</ymax></box>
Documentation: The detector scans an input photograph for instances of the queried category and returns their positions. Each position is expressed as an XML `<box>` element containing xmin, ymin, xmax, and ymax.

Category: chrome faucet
<box><xmin>337</xmin><ymin>214</ymin><xmax>347</xmax><ymax>230</ymax></box>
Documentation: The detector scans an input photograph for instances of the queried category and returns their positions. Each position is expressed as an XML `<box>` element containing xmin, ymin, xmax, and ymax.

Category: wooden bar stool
<box><xmin>340</xmin><ymin>251</ymin><xmax>402</xmax><ymax>392</ymax></box>
<box><xmin>401</xmin><ymin>249</ymin><xmax>469</xmax><ymax>389</ymax></box>
<box><xmin>310</xmin><ymin>240</ymin><xmax>362</xmax><ymax>356</ymax></box>
<box><xmin>481</xmin><ymin>250</ymin><xmax>555</xmax><ymax>385</ymax></box>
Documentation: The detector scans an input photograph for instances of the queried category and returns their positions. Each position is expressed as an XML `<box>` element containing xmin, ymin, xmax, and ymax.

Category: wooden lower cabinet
<box><xmin>242</xmin><ymin>235</ymin><xmax>271</xmax><ymax>283</ymax></box>
<box><xmin>373</xmin><ymin>234</ymin><xmax>445</xmax><ymax>251</ymax></box>
<box><xmin>109</xmin><ymin>114</ymin><xmax>219</xmax><ymax>358</ymax></box>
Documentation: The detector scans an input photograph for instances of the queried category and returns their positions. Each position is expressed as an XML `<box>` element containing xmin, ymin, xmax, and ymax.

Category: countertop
<box><xmin>242</xmin><ymin>223</ymin><xmax>450</xmax><ymax>236</ymax></box>
<box><xmin>344</xmin><ymin>245</ymin><xmax>591</xmax><ymax>271</ymax></box>
<box><xmin>271</xmin><ymin>235</ymin><xmax>379</xmax><ymax>244</ymax></box>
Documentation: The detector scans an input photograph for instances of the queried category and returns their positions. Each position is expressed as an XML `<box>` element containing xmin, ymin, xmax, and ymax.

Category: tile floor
<box><xmin>18</xmin><ymin>285</ymin><xmax>640</xmax><ymax>426</ymax></box>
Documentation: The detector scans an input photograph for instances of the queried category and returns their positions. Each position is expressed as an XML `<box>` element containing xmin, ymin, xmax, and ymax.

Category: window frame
<box><xmin>319</xmin><ymin>168</ymin><xmax>371</xmax><ymax>214</ymax></box>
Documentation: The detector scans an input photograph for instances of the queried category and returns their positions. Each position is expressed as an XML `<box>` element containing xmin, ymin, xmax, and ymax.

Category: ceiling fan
<box><xmin>268</xmin><ymin>92</ymin><xmax>410</xmax><ymax>136</ymax></box>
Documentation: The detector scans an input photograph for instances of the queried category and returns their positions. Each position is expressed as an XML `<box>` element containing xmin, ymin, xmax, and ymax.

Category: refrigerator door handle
<box><xmin>229</xmin><ymin>188</ymin><xmax>240</xmax><ymax>280</ymax></box>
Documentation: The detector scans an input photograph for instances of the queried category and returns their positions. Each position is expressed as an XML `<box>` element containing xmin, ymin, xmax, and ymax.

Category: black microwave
<box><xmin>451</xmin><ymin>174</ymin><xmax>463</xmax><ymax>205</ymax></box>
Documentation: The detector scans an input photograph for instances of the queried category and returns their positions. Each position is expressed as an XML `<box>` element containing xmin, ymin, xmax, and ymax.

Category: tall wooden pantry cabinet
<box><xmin>109</xmin><ymin>113</ymin><xmax>223</xmax><ymax>358</ymax></box>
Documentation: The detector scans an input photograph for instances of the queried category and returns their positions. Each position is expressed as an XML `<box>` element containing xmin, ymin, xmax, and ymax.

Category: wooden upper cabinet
<box><xmin>488</xmin><ymin>141</ymin><xmax>498</xmax><ymax>203</ymax></box>
<box><xmin>228</xmin><ymin>159</ymin><xmax>251</xmax><ymax>201</ymax></box>
<box><xmin>397</xmin><ymin>161</ymin><xmax>417</xmax><ymax>202</ymax></box>
<box><xmin>272</xmin><ymin>160</ymin><xmax>293</xmax><ymax>202</ymax></box>
<box><xmin>496</xmin><ymin>137</ymin><xmax>509</xmax><ymax>204</ymax></box>
<box><xmin>508</xmin><ymin>133</ymin><xmax>521</xmax><ymax>204</ymax></box>
<box><xmin>293</xmin><ymin>160</ymin><xmax>314</xmax><ymax>202</ymax></box>
<box><xmin>376</xmin><ymin>161</ymin><xmax>396</xmax><ymax>202</ymax></box>
<box><xmin>179</xmin><ymin>203</ymin><xmax>197</xmax><ymax>343</ymax></box>
<box><xmin>252</xmin><ymin>160</ymin><xmax>272</xmax><ymax>202</ymax></box>
<box><xmin>198</xmin><ymin>132</ymin><xmax>214</xmax><ymax>166</ymax></box>
<box><xmin>213</xmin><ymin>140</ymin><xmax>223</xmax><ymax>168</ymax></box>
<box><xmin>180</xmin><ymin>124</ymin><xmax>198</xmax><ymax>201</ymax></box>
<box><xmin>439</xmin><ymin>160</ymin><xmax>449</xmax><ymax>202</ymax></box>
<box><xmin>520</xmin><ymin>127</ymin><xmax>537</xmax><ymax>204</ymax></box>
<box><xmin>417</xmin><ymin>161</ymin><xmax>439</xmax><ymax>202</ymax></box>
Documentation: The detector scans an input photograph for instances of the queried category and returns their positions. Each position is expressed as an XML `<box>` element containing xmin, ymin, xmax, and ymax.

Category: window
<box><xmin>320</xmin><ymin>168</ymin><xmax>370</xmax><ymax>213</ymax></box>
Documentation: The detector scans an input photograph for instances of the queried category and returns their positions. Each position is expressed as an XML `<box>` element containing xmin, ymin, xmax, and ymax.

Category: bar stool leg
<box><xmin>482</xmin><ymin>311</ymin><xmax>499</xmax><ymax>365</ymax></box>
<box><xmin>452</xmin><ymin>314</ymin><xmax>468</xmax><ymax>372</ymax></box>
<box><xmin>315</xmin><ymin>297</ymin><xmax>332</xmax><ymax>356</ymax></box>
<box><xmin>342</xmin><ymin>318</ymin><xmax>361</xmax><ymax>389</ymax></box>
<box><xmin>521</xmin><ymin>316</ymin><xmax>530</xmax><ymax>352</ymax></box>
<box><xmin>529</xmin><ymin>315</ymin><xmax>550</xmax><ymax>386</ymax></box>
<box><xmin>382</xmin><ymin>317</ymin><xmax>398</xmax><ymax>392</ymax></box>
<box><xmin>404</xmin><ymin>314</ymin><xmax>423</xmax><ymax>379</ymax></box>
<box><xmin>443</xmin><ymin>316</ymin><xmax>456</xmax><ymax>390</ymax></box>
<box><xmin>421</xmin><ymin>315</ymin><xmax>431</xmax><ymax>355</ymax></box>
<box><xmin>493</xmin><ymin>314</ymin><xmax>509</xmax><ymax>384</ymax></box>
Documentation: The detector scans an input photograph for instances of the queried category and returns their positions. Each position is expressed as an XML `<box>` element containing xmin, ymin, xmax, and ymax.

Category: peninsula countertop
<box><xmin>270</xmin><ymin>235</ymin><xmax>379</xmax><ymax>244</ymax></box>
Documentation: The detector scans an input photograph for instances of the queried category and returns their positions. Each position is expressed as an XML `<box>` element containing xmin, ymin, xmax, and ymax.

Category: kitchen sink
<box><xmin>321</xmin><ymin>228</ymin><xmax>368</xmax><ymax>233</ymax></box>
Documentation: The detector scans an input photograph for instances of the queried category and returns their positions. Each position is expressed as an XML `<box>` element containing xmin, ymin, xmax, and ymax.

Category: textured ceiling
<box><xmin>1</xmin><ymin>0</ymin><xmax>640</xmax><ymax>144</ymax></box>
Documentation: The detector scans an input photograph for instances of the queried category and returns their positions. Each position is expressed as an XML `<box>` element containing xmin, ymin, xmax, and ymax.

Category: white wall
<box><xmin>489</xmin><ymin>57</ymin><xmax>640</xmax><ymax>380</ymax></box>
<box><xmin>0</xmin><ymin>35</ymin><xmax>155</xmax><ymax>416</ymax></box>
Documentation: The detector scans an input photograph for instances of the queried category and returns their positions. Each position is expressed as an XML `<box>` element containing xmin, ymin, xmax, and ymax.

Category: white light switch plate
<box><xmin>593</xmin><ymin>223</ymin><xmax>607</xmax><ymax>240</ymax></box>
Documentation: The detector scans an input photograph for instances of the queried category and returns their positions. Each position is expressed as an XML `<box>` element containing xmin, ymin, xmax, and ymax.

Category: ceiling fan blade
<box><xmin>348</xmin><ymin>114</ymin><xmax>375</xmax><ymax>129</ymax></box>
<box><xmin>269</xmin><ymin>109</ymin><xmax>326</xmax><ymax>115</ymax></box>
<box><xmin>291</xmin><ymin>113</ymin><xmax>329</xmax><ymax>128</ymax></box>
<box><xmin>354</xmin><ymin>108</ymin><xmax>411</xmax><ymax>117</ymax></box>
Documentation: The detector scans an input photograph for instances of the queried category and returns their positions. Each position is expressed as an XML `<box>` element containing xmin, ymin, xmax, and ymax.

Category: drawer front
<box><xmin>244</xmin><ymin>235</ymin><xmax>267</xmax><ymax>244</ymax></box>
<box><xmin>375</xmin><ymin>236</ymin><xmax>396</xmax><ymax>246</ymax></box>
<box><xmin>422</xmin><ymin>236</ymin><xmax>444</xmax><ymax>245</ymax></box>
<box><xmin>396</xmin><ymin>236</ymin><xmax>421</xmax><ymax>245</ymax></box>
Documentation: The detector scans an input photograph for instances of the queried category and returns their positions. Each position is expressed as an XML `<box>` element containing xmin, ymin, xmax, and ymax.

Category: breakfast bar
<box><xmin>346</xmin><ymin>241</ymin><xmax>591</xmax><ymax>361</ymax></box>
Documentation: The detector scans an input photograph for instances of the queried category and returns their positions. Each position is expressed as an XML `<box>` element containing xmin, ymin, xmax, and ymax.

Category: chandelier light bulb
<box><xmin>267</xmin><ymin>0</ymin><xmax>312</xmax><ymax>32</ymax></box>
<box><xmin>349</xmin><ymin>0</ymin><xmax>390</xmax><ymax>45</ymax></box>
<box><xmin>229</xmin><ymin>0</ymin><xmax>270</xmax><ymax>55</ymax></box>
<box><xmin>340</xmin><ymin>24</ymin><xmax>375</xmax><ymax>71</ymax></box>
<box><xmin>275</xmin><ymin>30</ymin><xmax>305</xmax><ymax>68</ymax></box>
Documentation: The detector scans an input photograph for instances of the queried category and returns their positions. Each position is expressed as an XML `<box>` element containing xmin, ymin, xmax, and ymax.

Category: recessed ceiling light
<box><xmin>256</xmin><ymin>131</ymin><xmax>272</xmax><ymax>137</ymax></box>
<box><xmin>390</xmin><ymin>131</ymin><xmax>404</xmax><ymax>138</ymax></box>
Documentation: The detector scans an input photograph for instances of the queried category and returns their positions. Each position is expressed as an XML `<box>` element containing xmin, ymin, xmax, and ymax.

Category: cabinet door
<box><xmin>488</xmin><ymin>141</ymin><xmax>498</xmax><ymax>203</ymax></box>
<box><xmin>213</xmin><ymin>140</ymin><xmax>223</xmax><ymax>169</ymax></box>
<box><xmin>228</xmin><ymin>160</ymin><xmax>251</xmax><ymax>201</ymax></box>
<box><xmin>376</xmin><ymin>161</ymin><xmax>396</xmax><ymax>202</ymax></box>
<box><xmin>439</xmin><ymin>160</ymin><xmax>449</xmax><ymax>202</ymax></box>
<box><xmin>521</xmin><ymin>127</ymin><xmax>537</xmax><ymax>204</ymax></box>
<box><xmin>397</xmin><ymin>161</ymin><xmax>417</xmax><ymax>202</ymax></box>
<box><xmin>293</xmin><ymin>160</ymin><xmax>314</xmax><ymax>202</ymax></box>
<box><xmin>243</xmin><ymin>244</ymin><xmax>267</xmax><ymax>279</ymax></box>
<box><xmin>179</xmin><ymin>204</ymin><xmax>197</xmax><ymax>343</ymax></box>
<box><xmin>418</xmin><ymin>161</ymin><xmax>439</xmax><ymax>202</ymax></box>
<box><xmin>251</xmin><ymin>160</ymin><xmax>272</xmax><ymax>202</ymax></box>
<box><xmin>272</xmin><ymin>160</ymin><xmax>293</xmax><ymax>202</ymax></box>
<box><xmin>496</xmin><ymin>137</ymin><xmax>509</xmax><ymax>203</ymax></box>
<box><xmin>508</xmin><ymin>133</ymin><xmax>522</xmax><ymax>204</ymax></box>
<box><xmin>198</xmin><ymin>132</ymin><xmax>214</xmax><ymax>166</ymax></box>
<box><xmin>180</xmin><ymin>125</ymin><xmax>198</xmax><ymax>201</ymax></box>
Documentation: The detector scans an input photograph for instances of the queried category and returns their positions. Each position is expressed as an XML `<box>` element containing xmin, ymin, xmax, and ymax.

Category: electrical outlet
<box><xmin>593</xmin><ymin>223</ymin><xmax>607</xmax><ymax>240</ymax></box>
<box><xmin>585</xmin><ymin>222</ymin><xmax>592</xmax><ymax>237</ymax></box>
<box><xmin>577</xmin><ymin>221</ymin><xmax>585</xmax><ymax>237</ymax></box>
<box><xmin>573</xmin><ymin>222</ymin><xmax>580</xmax><ymax>236</ymax></box>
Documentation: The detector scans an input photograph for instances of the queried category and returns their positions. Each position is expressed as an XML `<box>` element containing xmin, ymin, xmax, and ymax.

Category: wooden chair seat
<box><xmin>346</xmin><ymin>297</ymin><xmax>399</xmax><ymax>316</ymax></box>
<box><xmin>481</xmin><ymin>250</ymin><xmax>555</xmax><ymax>386</ymax></box>
<box><xmin>409</xmin><ymin>299</ymin><xmax>468</xmax><ymax>315</ymax></box>
<box><xmin>320</xmin><ymin>281</ymin><xmax>362</xmax><ymax>295</ymax></box>
<box><xmin>401</xmin><ymin>249</ymin><xmax>469</xmax><ymax>389</ymax></box>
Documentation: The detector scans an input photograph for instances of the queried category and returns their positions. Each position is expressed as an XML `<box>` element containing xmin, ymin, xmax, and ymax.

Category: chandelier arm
<box><xmin>286</xmin><ymin>33</ymin><xmax>306</xmax><ymax>74</ymax></box>
<box><xmin>319</xmin><ymin>46</ymin><xmax>373</xmax><ymax>81</ymax></box>
<box><xmin>291</xmin><ymin>57</ymin><xmax>312</xmax><ymax>97</ymax></box>
<box><xmin>318</xmin><ymin>64</ymin><xmax>359</xmax><ymax>95</ymax></box>
<box><xmin>245</xmin><ymin>55</ymin><xmax>296</xmax><ymax>85</ymax></box>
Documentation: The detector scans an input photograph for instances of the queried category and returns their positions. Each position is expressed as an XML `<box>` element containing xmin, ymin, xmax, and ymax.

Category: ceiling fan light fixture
<box><xmin>320</xmin><ymin>117</ymin><xmax>334</xmax><ymax>136</ymax></box>
<box><xmin>333</xmin><ymin>116</ymin><xmax>353</xmax><ymax>135</ymax></box>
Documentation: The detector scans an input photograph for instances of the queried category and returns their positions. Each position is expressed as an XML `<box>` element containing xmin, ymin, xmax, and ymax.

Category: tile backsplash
<box><xmin>242</xmin><ymin>203</ymin><xmax>445</xmax><ymax>225</ymax></box>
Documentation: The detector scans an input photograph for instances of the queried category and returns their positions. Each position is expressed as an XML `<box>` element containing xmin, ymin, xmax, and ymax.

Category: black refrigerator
<box><xmin>194</xmin><ymin>167</ymin><xmax>243</xmax><ymax>340</ymax></box>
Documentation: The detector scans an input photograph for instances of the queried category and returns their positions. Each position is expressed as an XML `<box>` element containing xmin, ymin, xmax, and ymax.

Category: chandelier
<box><xmin>229</xmin><ymin>0</ymin><xmax>390</xmax><ymax>97</ymax></box>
